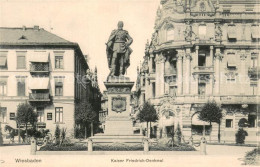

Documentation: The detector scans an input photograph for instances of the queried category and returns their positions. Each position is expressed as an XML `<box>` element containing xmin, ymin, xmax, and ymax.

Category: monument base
<box><xmin>90</xmin><ymin>76</ymin><xmax>146</xmax><ymax>143</ymax></box>
<box><xmin>90</xmin><ymin>134</ymin><xmax>147</xmax><ymax>143</ymax></box>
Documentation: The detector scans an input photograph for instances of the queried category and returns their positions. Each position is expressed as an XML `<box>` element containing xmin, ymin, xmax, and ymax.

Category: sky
<box><xmin>0</xmin><ymin>0</ymin><xmax>160</xmax><ymax>91</ymax></box>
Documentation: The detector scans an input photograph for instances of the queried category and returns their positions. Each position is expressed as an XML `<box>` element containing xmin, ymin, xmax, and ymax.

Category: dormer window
<box><xmin>19</xmin><ymin>35</ymin><xmax>27</xmax><ymax>40</ymax></box>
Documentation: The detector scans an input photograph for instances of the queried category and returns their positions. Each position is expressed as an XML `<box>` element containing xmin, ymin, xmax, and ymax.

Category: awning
<box><xmin>192</xmin><ymin>114</ymin><xmax>210</xmax><ymax>126</ymax></box>
<box><xmin>251</xmin><ymin>26</ymin><xmax>260</xmax><ymax>39</ymax></box>
<box><xmin>227</xmin><ymin>26</ymin><xmax>237</xmax><ymax>39</ymax></box>
<box><xmin>30</xmin><ymin>52</ymin><xmax>49</xmax><ymax>62</ymax></box>
<box><xmin>227</xmin><ymin>54</ymin><xmax>236</xmax><ymax>67</ymax></box>
<box><xmin>29</xmin><ymin>77</ymin><xmax>49</xmax><ymax>89</ymax></box>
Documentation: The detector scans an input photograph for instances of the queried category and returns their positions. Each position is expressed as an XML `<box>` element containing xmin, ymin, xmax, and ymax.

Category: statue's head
<box><xmin>117</xmin><ymin>21</ymin><xmax>124</xmax><ymax>30</ymax></box>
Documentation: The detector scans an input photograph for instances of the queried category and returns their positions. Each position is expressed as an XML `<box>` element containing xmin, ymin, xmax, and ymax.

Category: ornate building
<box><xmin>135</xmin><ymin>0</ymin><xmax>259</xmax><ymax>143</ymax></box>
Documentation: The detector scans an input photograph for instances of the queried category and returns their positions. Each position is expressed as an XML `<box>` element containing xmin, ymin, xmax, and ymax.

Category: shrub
<box><xmin>242</xmin><ymin>148</ymin><xmax>260</xmax><ymax>165</ymax></box>
<box><xmin>40</xmin><ymin>143</ymin><xmax>87</xmax><ymax>151</ymax></box>
<box><xmin>236</xmin><ymin>128</ymin><xmax>248</xmax><ymax>144</ymax></box>
<box><xmin>0</xmin><ymin>126</ymin><xmax>3</xmax><ymax>145</ymax></box>
<box><xmin>39</xmin><ymin>142</ymin><xmax>196</xmax><ymax>151</ymax></box>
<box><xmin>55</xmin><ymin>125</ymin><xmax>61</xmax><ymax>141</ymax></box>
<box><xmin>176</xmin><ymin>124</ymin><xmax>182</xmax><ymax>144</ymax></box>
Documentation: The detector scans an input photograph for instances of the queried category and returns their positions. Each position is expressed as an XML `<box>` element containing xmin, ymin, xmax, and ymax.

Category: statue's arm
<box><xmin>125</xmin><ymin>31</ymin><xmax>133</xmax><ymax>47</ymax></box>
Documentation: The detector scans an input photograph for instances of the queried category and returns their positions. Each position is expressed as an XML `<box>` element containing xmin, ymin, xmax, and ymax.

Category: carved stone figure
<box><xmin>106</xmin><ymin>21</ymin><xmax>133</xmax><ymax>76</ymax></box>
<box><xmin>184</xmin><ymin>23</ymin><xmax>192</xmax><ymax>41</ymax></box>
<box><xmin>215</xmin><ymin>24</ymin><xmax>222</xmax><ymax>41</ymax></box>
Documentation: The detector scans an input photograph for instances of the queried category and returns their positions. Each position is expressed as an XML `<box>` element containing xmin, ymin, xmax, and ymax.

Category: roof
<box><xmin>0</xmin><ymin>26</ymin><xmax>76</xmax><ymax>46</ymax></box>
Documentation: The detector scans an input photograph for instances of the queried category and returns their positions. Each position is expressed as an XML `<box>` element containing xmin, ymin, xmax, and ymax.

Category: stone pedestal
<box><xmin>90</xmin><ymin>76</ymin><xmax>146</xmax><ymax>143</ymax></box>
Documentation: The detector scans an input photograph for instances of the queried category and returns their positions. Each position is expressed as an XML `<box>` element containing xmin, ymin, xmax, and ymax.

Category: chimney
<box><xmin>34</xmin><ymin>25</ymin><xmax>39</xmax><ymax>31</ymax></box>
<box><xmin>22</xmin><ymin>26</ymin><xmax>26</xmax><ymax>31</ymax></box>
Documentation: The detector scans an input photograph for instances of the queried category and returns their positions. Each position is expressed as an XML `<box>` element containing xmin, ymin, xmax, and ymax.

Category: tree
<box><xmin>176</xmin><ymin>123</ymin><xmax>182</xmax><ymax>144</ymax></box>
<box><xmin>137</xmin><ymin>102</ymin><xmax>158</xmax><ymax>138</ymax></box>
<box><xmin>198</xmin><ymin>100</ymin><xmax>223</xmax><ymax>142</ymax></box>
<box><xmin>16</xmin><ymin>102</ymin><xmax>37</xmax><ymax>142</ymax></box>
<box><xmin>75</xmin><ymin>102</ymin><xmax>96</xmax><ymax>138</ymax></box>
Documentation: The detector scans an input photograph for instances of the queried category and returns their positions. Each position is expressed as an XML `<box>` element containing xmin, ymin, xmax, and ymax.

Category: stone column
<box><xmin>177</xmin><ymin>50</ymin><xmax>184</xmax><ymax>95</ymax></box>
<box><xmin>240</xmin><ymin>51</ymin><xmax>247</xmax><ymax>95</ymax></box>
<box><xmin>195</xmin><ymin>46</ymin><xmax>199</xmax><ymax>67</ymax></box>
<box><xmin>214</xmin><ymin>48</ymin><xmax>222</xmax><ymax>95</ymax></box>
<box><xmin>185</xmin><ymin>48</ymin><xmax>191</xmax><ymax>95</ymax></box>
<box><xmin>155</xmin><ymin>53</ymin><xmax>166</xmax><ymax>97</ymax></box>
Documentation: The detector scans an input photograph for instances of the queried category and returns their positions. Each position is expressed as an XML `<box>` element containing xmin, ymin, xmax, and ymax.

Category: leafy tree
<box><xmin>16</xmin><ymin>102</ymin><xmax>37</xmax><ymax>141</ymax></box>
<box><xmin>137</xmin><ymin>102</ymin><xmax>158</xmax><ymax>138</ymax></box>
<box><xmin>55</xmin><ymin>125</ymin><xmax>61</xmax><ymax>140</ymax></box>
<box><xmin>75</xmin><ymin>102</ymin><xmax>96</xmax><ymax>138</ymax></box>
<box><xmin>176</xmin><ymin>123</ymin><xmax>182</xmax><ymax>144</ymax></box>
<box><xmin>0</xmin><ymin>126</ymin><xmax>3</xmax><ymax>145</ymax></box>
<box><xmin>198</xmin><ymin>100</ymin><xmax>223</xmax><ymax>142</ymax></box>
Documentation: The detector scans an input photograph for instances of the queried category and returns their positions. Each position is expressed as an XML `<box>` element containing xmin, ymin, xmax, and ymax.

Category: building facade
<box><xmin>0</xmin><ymin>26</ymin><xmax>98</xmax><ymax>138</ymax></box>
<box><xmin>136</xmin><ymin>0</ymin><xmax>259</xmax><ymax>143</ymax></box>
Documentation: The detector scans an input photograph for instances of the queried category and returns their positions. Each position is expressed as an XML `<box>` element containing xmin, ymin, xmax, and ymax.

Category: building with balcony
<box><xmin>135</xmin><ymin>0</ymin><xmax>259</xmax><ymax>144</ymax></box>
<box><xmin>0</xmin><ymin>26</ymin><xmax>100</xmax><ymax>138</ymax></box>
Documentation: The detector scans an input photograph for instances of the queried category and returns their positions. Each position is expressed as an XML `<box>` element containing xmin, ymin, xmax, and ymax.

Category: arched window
<box><xmin>166</xmin><ymin>28</ymin><xmax>175</xmax><ymax>41</ymax></box>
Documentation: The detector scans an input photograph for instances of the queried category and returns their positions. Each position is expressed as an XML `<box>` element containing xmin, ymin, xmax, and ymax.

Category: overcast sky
<box><xmin>0</xmin><ymin>0</ymin><xmax>160</xmax><ymax>91</ymax></box>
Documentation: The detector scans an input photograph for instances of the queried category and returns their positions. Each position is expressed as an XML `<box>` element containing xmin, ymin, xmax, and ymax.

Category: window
<box><xmin>198</xmin><ymin>53</ymin><xmax>206</xmax><ymax>66</ymax></box>
<box><xmin>17</xmin><ymin>52</ymin><xmax>26</xmax><ymax>69</ymax></box>
<box><xmin>226</xmin><ymin>119</ymin><xmax>233</xmax><ymax>128</ymax></box>
<box><xmin>227</xmin><ymin>75</ymin><xmax>236</xmax><ymax>83</ymax></box>
<box><xmin>142</xmin><ymin>78</ymin><xmax>145</xmax><ymax>86</ymax></box>
<box><xmin>55</xmin><ymin>107</ymin><xmax>63</xmax><ymax>123</ymax></box>
<box><xmin>248</xmin><ymin>113</ymin><xmax>256</xmax><ymax>128</ymax></box>
<box><xmin>169</xmin><ymin>86</ymin><xmax>177</xmax><ymax>96</ymax></box>
<box><xmin>55</xmin><ymin>53</ymin><xmax>64</xmax><ymax>69</ymax></box>
<box><xmin>166</xmin><ymin>28</ymin><xmax>174</xmax><ymax>41</ymax></box>
<box><xmin>0</xmin><ymin>52</ymin><xmax>7</xmax><ymax>69</ymax></box>
<box><xmin>198</xmin><ymin>83</ymin><xmax>206</xmax><ymax>95</ymax></box>
<box><xmin>152</xmin><ymin>57</ymin><xmax>156</xmax><ymax>72</ymax></box>
<box><xmin>227</xmin><ymin>53</ymin><xmax>236</xmax><ymax>69</ymax></box>
<box><xmin>37</xmin><ymin>108</ymin><xmax>44</xmax><ymax>122</ymax></box>
<box><xmin>250</xmin><ymin>55</ymin><xmax>258</xmax><ymax>67</ymax></box>
<box><xmin>152</xmin><ymin>82</ymin><xmax>156</xmax><ymax>98</ymax></box>
<box><xmin>0</xmin><ymin>78</ymin><xmax>7</xmax><ymax>96</ymax></box>
<box><xmin>1</xmin><ymin>107</ymin><xmax>7</xmax><ymax>123</ymax></box>
<box><xmin>55</xmin><ymin>82</ymin><xmax>63</xmax><ymax>96</ymax></box>
<box><xmin>199</xmin><ymin>25</ymin><xmax>207</xmax><ymax>39</ymax></box>
<box><xmin>17</xmin><ymin>80</ymin><xmax>25</xmax><ymax>96</ymax></box>
<box><xmin>227</xmin><ymin>25</ymin><xmax>237</xmax><ymax>42</ymax></box>
<box><xmin>251</xmin><ymin>25</ymin><xmax>260</xmax><ymax>42</ymax></box>
<box><xmin>10</xmin><ymin>112</ymin><xmax>15</xmax><ymax>120</ymax></box>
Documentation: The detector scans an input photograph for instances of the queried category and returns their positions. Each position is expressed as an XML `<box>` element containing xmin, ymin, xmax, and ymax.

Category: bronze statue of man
<box><xmin>106</xmin><ymin>21</ymin><xmax>133</xmax><ymax>76</ymax></box>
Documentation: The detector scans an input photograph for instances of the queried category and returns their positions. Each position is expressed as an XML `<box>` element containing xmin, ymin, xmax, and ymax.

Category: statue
<box><xmin>106</xmin><ymin>21</ymin><xmax>133</xmax><ymax>76</ymax></box>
